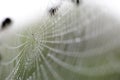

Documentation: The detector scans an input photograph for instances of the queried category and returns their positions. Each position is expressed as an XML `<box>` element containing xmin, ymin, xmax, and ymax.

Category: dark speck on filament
<box><xmin>0</xmin><ymin>54</ymin><xmax>1</xmax><ymax>63</ymax></box>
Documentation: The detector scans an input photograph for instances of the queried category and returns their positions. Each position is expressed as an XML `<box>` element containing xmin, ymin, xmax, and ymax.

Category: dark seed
<box><xmin>1</xmin><ymin>18</ymin><xmax>12</xmax><ymax>29</ymax></box>
<box><xmin>72</xmin><ymin>0</ymin><xmax>80</xmax><ymax>5</ymax></box>
<box><xmin>49</xmin><ymin>7</ymin><xmax>58</xmax><ymax>16</ymax></box>
<box><xmin>76</xmin><ymin>0</ymin><xmax>80</xmax><ymax>5</ymax></box>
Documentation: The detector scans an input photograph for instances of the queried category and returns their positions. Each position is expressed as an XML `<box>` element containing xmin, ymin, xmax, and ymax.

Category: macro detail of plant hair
<box><xmin>0</xmin><ymin>0</ymin><xmax>120</xmax><ymax>80</ymax></box>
